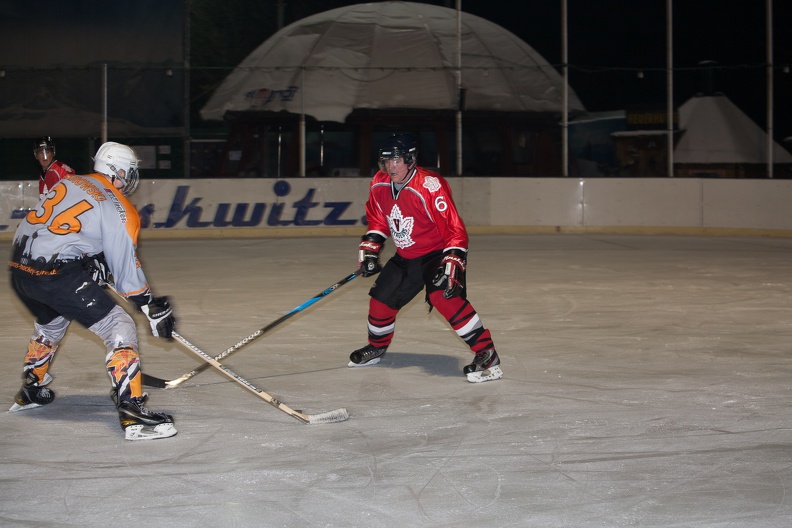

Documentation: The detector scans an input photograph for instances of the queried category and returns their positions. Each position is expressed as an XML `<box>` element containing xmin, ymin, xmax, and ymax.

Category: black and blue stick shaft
<box><xmin>142</xmin><ymin>270</ymin><xmax>360</xmax><ymax>389</ymax></box>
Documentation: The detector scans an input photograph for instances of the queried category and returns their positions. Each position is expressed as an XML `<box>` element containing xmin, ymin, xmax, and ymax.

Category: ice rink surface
<box><xmin>1</xmin><ymin>234</ymin><xmax>791</xmax><ymax>528</ymax></box>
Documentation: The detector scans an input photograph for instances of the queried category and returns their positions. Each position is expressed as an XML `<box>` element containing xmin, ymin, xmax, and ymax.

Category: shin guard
<box><xmin>428</xmin><ymin>291</ymin><xmax>495</xmax><ymax>353</ymax></box>
<box><xmin>23</xmin><ymin>336</ymin><xmax>59</xmax><ymax>385</ymax></box>
<box><xmin>106</xmin><ymin>347</ymin><xmax>143</xmax><ymax>401</ymax></box>
<box><xmin>367</xmin><ymin>298</ymin><xmax>398</xmax><ymax>348</ymax></box>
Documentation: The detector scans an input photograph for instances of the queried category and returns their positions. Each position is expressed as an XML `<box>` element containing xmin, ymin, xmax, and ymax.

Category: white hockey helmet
<box><xmin>93</xmin><ymin>142</ymin><xmax>140</xmax><ymax>196</ymax></box>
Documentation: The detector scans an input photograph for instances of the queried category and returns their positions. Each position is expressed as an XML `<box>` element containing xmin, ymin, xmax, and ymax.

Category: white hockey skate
<box><xmin>464</xmin><ymin>349</ymin><xmax>503</xmax><ymax>383</ymax></box>
<box><xmin>116</xmin><ymin>394</ymin><xmax>177</xmax><ymax>441</ymax></box>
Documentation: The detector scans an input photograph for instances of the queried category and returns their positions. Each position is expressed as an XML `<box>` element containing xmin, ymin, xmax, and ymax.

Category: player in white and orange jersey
<box><xmin>9</xmin><ymin>142</ymin><xmax>177</xmax><ymax>441</ymax></box>
<box><xmin>349</xmin><ymin>133</ymin><xmax>502</xmax><ymax>383</ymax></box>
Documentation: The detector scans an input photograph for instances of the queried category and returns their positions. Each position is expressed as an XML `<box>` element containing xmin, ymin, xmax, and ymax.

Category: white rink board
<box><xmin>582</xmin><ymin>179</ymin><xmax>703</xmax><ymax>227</ymax></box>
<box><xmin>702</xmin><ymin>179</ymin><xmax>792</xmax><ymax>230</ymax></box>
<box><xmin>1</xmin><ymin>177</ymin><xmax>791</xmax><ymax>238</ymax></box>
<box><xmin>488</xmin><ymin>178</ymin><xmax>583</xmax><ymax>227</ymax></box>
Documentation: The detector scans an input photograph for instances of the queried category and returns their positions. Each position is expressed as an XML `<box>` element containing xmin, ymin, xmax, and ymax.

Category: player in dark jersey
<box><xmin>33</xmin><ymin>136</ymin><xmax>75</xmax><ymax>197</ymax></box>
<box><xmin>9</xmin><ymin>142</ymin><xmax>178</xmax><ymax>441</ymax></box>
<box><xmin>349</xmin><ymin>133</ymin><xmax>502</xmax><ymax>383</ymax></box>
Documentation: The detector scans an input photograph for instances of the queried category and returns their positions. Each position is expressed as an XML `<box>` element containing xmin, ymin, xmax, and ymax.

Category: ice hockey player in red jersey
<box><xmin>33</xmin><ymin>136</ymin><xmax>75</xmax><ymax>198</ymax></box>
<box><xmin>349</xmin><ymin>133</ymin><xmax>502</xmax><ymax>383</ymax></box>
<box><xmin>9</xmin><ymin>141</ymin><xmax>178</xmax><ymax>441</ymax></box>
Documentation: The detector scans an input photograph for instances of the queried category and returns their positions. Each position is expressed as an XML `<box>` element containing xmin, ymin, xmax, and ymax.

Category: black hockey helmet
<box><xmin>378</xmin><ymin>133</ymin><xmax>417</xmax><ymax>171</ymax></box>
<box><xmin>33</xmin><ymin>136</ymin><xmax>55</xmax><ymax>159</ymax></box>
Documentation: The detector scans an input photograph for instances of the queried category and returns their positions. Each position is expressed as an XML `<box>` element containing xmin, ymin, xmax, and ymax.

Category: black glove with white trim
<box><xmin>141</xmin><ymin>296</ymin><xmax>176</xmax><ymax>339</ymax></box>
<box><xmin>433</xmin><ymin>249</ymin><xmax>467</xmax><ymax>299</ymax></box>
<box><xmin>358</xmin><ymin>233</ymin><xmax>386</xmax><ymax>277</ymax></box>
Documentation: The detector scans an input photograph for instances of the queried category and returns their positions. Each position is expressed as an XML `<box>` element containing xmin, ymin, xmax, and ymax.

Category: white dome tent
<box><xmin>201</xmin><ymin>1</ymin><xmax>586</xmax><ymax>177</ymax></box>
<box><xmin>201</xmin><ymin>2</ymin><xmax>584</xmax><ymax>122</ymax></box>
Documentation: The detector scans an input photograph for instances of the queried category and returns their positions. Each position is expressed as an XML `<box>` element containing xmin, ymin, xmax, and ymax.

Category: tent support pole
<box><xmin>101</xmin><ymin>63</ymin><xmax>108</xmax><ymax>143</ymax></box>
<box><xmin>561</xmin><ymin>0</ymin><xmax>568</xmax><ymax>177</ymax></box>
<box><xmin>766</xmin><ymin>0</ymin><xmax>774</xmax><ymax>178</ymax></box>
<box><xmin>666</xmin><ymin>0</ymin><xmax>674</xmax><ymax>177</ymax></box>
<box><xmin>300</xmin><ymin>66</ymin><xmax>306</xmax><ymax>177</ymax></box>
<box><xmin>455</xmin><ymin>0</ymin><xmax>462</xmax><ymax>176</ymax></box>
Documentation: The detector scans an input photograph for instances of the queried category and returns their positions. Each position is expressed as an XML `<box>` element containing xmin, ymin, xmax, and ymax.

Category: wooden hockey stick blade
<box><xmin>160</xmin><ymin>366</ymin><xmax>202</xmax><ymax>388</ymax></box>
<box><xmin>171</xmin><ymin>331</ymin><xmax>349</xmax><ymax>425</ymax></box>
<box><xmin>163</xmin><ymin>271</ymin><xmax>360</xmax><ymax>389</ymax></box>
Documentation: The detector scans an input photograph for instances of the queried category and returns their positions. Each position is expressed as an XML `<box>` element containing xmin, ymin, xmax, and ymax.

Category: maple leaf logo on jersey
<box><xmin>423</xmin><ymin>176</ymin><xmax>441</xmax><ymax>193</ymax></box>
<box><xmin>387</xmin><ymin>204</ymin><xmax>415</xmax><ymax>249</ymax></box>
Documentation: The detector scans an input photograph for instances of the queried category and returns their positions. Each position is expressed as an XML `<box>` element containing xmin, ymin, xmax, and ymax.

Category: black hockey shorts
<box><xmin>10</xmin><ymin>267</ymin><xmax>117</xmax><ymax>328</ymax></box>
<box><xmin>369</xmin><ymin>250</ymin><xmax>464</xmax><ymax>310</ymax></box>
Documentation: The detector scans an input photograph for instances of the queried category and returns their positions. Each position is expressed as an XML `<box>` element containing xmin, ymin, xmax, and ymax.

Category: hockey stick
<box><xmin>105</xmin><ymin>283</ymin><xmax>347</xmax><ymax>422</ymax></box>
<box><xmin>144</xmin><ymin>270</ymin><xmax>360</xmax><ymax>389</ymax></box>
<box><xmin>141</xmin><ymin>372</ymin><xmax>168</xmax><ymax>389</ymax></box>
<box><xmin>171</xmin><ymin>331</ymin><xmax>349</xmax><ymax>424</ymax></box>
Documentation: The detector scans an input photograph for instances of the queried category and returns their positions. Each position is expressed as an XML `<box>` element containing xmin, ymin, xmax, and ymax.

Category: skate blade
<box><xmin>347</xmin><ymin>357</ymin><xmax>381</xmax><ymax>368</ymax></box>
<box><xmin>8</xmin><ymin>401</ymin><xmax>42</xmax><ymax>412</ymax></box>
<box><xmin>466</xmin><ymin>365</ymin><xmax>503</xmax><ymax>383</ymax></box>
<box><xmin>124</xmin><ymin>423</ymin><xmax>178</xmax><ymax>441</ymax></box>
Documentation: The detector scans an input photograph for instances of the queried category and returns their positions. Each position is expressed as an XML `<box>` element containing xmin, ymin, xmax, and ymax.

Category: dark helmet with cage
<box><xmin>378</xmin><ymin>133</ymin><xmax>418</xmax><ymax>172</ymax></box>
<box><xmin>92</xmin><ymin>142</ymin><xmax>141</xmax><ymax>196</ymax></box>
<box><xmin>33</xmin><ymin>136</ymin><xmax>56</xmax><ymax>160</ymax></box>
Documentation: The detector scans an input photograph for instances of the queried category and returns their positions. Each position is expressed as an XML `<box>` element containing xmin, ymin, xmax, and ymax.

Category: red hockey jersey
<box><xmin>364</xmin><ymin>166</ymin><xmax>468</xmax><ymax>259</ymax></box>
<box><xmin>39</xmin><ymin>160</ymin><xmax>75</xmax><ymax>196</ymax></box>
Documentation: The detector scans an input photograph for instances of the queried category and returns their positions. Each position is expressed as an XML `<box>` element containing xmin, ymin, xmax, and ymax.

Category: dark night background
<box><xmin>1</xmin><ymin>0</ymin><xmax>790</xmax><ymax>173</ymax></box>
<box><xmin>189</xmin><ymin>0</ymin><xmax>792</xmax><ymax>145</ymax></box>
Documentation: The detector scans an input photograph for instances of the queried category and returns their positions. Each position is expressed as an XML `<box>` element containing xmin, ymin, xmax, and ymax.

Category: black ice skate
<box><xmin>463</xmin><ymin>349</ymin><xmax>503</xmax><ymax>383</ymax></box>
<box><xmin>9</xmin><ymin>372</ymin><xmax>55</xmax><ymax>412</ymax></box>
<box><xmin>348</xmin><ymin>344</ymin><xmax>387</xmax><ymax>367</ymax></box>
<box><xmin>115</xmin><ymin>393</ymin><xmax>177</xmax><ymax>441</ymax></box>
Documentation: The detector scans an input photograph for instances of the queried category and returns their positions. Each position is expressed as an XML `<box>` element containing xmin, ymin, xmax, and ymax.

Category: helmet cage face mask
<box><xmin>107</xmin><ymin>164</ymin><xmax>140</xmax><ymax>196</ymax></box>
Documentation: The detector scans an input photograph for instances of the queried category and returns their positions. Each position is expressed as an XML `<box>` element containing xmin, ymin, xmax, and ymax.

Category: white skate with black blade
<box><xmin>115</xmin><ymin>392</ymin><xmax>177</xmax><ymax>441</ymax></box>
<box><xmin>464</xmin><ymin>349</ymin><xmax>503</xmax><ymax>383</ymax></box>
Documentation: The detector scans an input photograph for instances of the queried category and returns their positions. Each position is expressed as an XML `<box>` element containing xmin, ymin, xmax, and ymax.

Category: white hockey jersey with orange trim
<box><xmin>11</xmin><ymin>173</ymin><xmax>149</xmax><ymax>299</ymax></box>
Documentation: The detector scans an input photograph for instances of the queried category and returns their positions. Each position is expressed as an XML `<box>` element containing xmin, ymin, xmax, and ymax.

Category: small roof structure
<box><xmin>201</xmin><ymin>1</ymin><xmax>585</xmax><ymax>123</ymax></box>
<box><xmin>675</xmin><ymin>94</ymin><xmax>792</xmax><ymax>164</ymax></box>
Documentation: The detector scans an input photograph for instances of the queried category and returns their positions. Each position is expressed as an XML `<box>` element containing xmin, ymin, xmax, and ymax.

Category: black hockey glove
<box><xmin>433</xmin><ymin>249</ymin><xmax>467</xmax><ymax>299</ymax></box>
<box><xmin>82</xmin><ymin>252</ymin><xmax>112</xmax><ymax>287</ymax></box>
<box><xmin>358</xmin><ymin>233</ymin><xmax>386</xmax><ymax>277</ymax></box>
<box><xmin>141</xmin><ymin>296</ymin><xmax>176</xmax><ymax>339</ymax></box>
